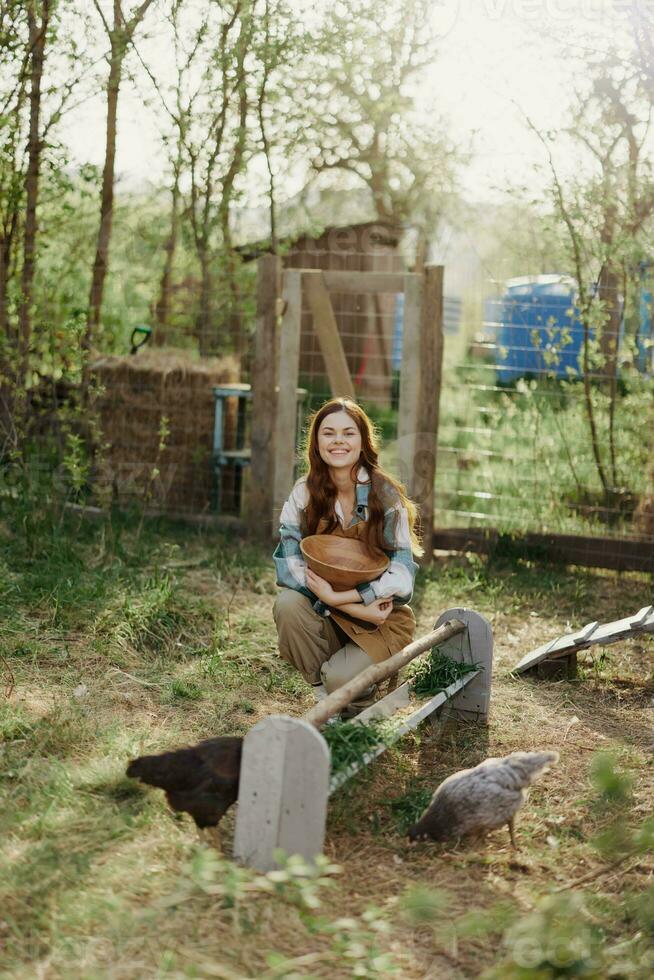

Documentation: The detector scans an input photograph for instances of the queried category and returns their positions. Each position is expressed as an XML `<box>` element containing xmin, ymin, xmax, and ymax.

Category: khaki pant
<box><xmin>273</xmin><ymin>588</ymin><xmax>373</xmax><ymax>691</ymax></box>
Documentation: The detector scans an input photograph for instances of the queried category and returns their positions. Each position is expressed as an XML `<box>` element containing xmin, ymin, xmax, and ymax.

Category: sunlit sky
<box><xmin>63</xmin><ymin>0</ymin><xmax>642</xmax><ymax>205</ymax></box>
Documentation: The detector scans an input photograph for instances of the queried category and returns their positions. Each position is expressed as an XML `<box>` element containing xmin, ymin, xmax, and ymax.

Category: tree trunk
<box><xmin>19</xmin><ymin>0</ymin><xmax>50</xmax><ymax>383</ymax></box>
<box><xmin>197</xmin><ymin>254</ymin><xmax>213</xmax><ymax>356</ymax></box>
<box><xmin>0</xmin><ymin>237</ymin><xmax>13</xmax><ymax>340</ymax></box>
<box><xmin>597</xmin><ymin>263</ymin><xmax>621</xmax><ymax>487</ymax></box>
<box><xmin>154</xmin><ymin>171</ymin><xmax>180</xmax><ymax>345</ymax></box>
<box><xmin>597</xmin><ymin>263</ymin><xmax>621</xmax><ymax>382</ymax></box>
<box><xmin>84</xmin><ymin>42</ymin><xmax>122</xmax><ymax>359</ymax></box>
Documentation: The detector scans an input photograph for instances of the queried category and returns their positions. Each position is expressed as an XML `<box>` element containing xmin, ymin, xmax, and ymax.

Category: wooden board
<box><xmin>303</xmin><ymin>270</ymin><xmax>355</xmax><ymax>399</ymax></box>
<box><xmin>432</xmin><ymin>606</ymin><xmax>493</xmax><ymax>720</ymax></box>
<box><xmin>432</xmin><ymin>526</ymin><xmax>654</xmax><ymax>574</ymax></box>
<box><xmin>397</xmin><ymin>271</ymin><xmax>422</xmax><ymax>491</ymax></box>
<box><xmin>234</xmin><ymin>715</ymin><xmax>330</xmax><ymax>871</ymax></box>
<box><xmin>248</xmin><ymin>254</ymin><xmax>281</xmax><ymax>541</ymax></box>
<box><xmin>415</xmin><ymin>265</ymin><xmax>444</xmax><ymax>561</ymax></box>
<box><xmin>513</xmin><ymin>605</ymin><xmax>654</xmax><ymax>675</ymax></box>
<box><xmin>273</xmin><ymin>269</ymin><xmax>303</xmax><ymax>521</ymax></box>
<box><xmin>322</xmin><ymin>271</ymin><xmax>410</xmax><ymax>294</ymax></box>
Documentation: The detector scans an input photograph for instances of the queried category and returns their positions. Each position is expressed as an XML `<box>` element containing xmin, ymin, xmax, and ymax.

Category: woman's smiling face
<box><xmin>317</xmin><ymin>410</ymin><xmax>362</xmax><ymax>472</ymax></box>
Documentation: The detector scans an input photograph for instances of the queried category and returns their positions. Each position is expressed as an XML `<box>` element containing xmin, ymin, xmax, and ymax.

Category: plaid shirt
<box><xmin>273</xmin><ymin>466</ymin><xmax>419</xmax><ymax>617</ymax></box>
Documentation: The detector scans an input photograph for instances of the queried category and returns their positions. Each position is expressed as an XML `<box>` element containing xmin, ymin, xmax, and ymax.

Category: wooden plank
<box><xmin>303</xmin><ymin>270</ymin><xmax>355</xmax><ymax>399</ymax></box>
<box><xmin>433</xmin><ymin>606</ymin><xmax>493</xmax><ymax>720</ymax></box>
<box><xmin>630</xmin><ymin>605</ymin><xmax>653</xmax><ymax>627</ymax></box>
<box><xmin>371</xmin><ymin>292</ymin><xmax>391</xmax><ymax>379</ymax></box>
<box><xmin>415</xmin><ymin>265</ymin><xmax>444</xmax><ymax>562</ymax></box>
<box><xmin>322</xmin><ymin>270</ymin><xmax>409</xmax><ymax>294</ymax></box>
<box><xmin>233</xmin><ymin>715</ymin><xmax>330</xmax><ymax>871</ymax></box>
<box><xmin>513</xmin><ymin>608</ymin><xmax>654</xmax><ymax>675</ymax></box>
<box><xmin>397</xmin><ymin>271</ymin><xmax>422</xmax><ymax>492</ymax></box>
<box><xmin>586</xmin><ymin>615</ymin><xmax>651</xmax><ymax>645</ymax></box>
<box><xmin>641</xmin><ymin>611</ymin><xmax>654</xmax><ymax>633</ymax></box>
<box><xmin>248</xmin><ymin>254</ymin><xmax>281</xmax><ymax>542</ymax></box>
<box><xmin>432</xmin><ymin>526</ymin><xmax>654</xmax><ymax>575</ymax></box>
<box><xmin>512</xmin><ymin>639</ymin><xmax>563</xmax><ymax>675</ymax></box>
<box><xmin>273</xmin><ymin>269</ymin><xmax>303</xmax><ymax>522</ymax></box>
<box><xmin>277</xmin><ymin>718</ymin><xmax>330</xmax><ymax>861</ymax></box>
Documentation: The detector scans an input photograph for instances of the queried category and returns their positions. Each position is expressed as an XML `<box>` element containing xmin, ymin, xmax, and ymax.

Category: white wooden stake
<box><xmin>233</xmin><ymin>715</ymin><xmax>330</xmax><ymax>871</ymax></box>
<box><xmin>432</xmin><ymin>607</ymin><xmax>493</xmax><ymax>721</ymax></box>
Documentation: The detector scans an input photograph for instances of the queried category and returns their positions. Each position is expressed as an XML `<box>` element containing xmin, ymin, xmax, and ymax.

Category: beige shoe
<box><xmin>341</xmin><ymin>684</ymin><xmax>379</xmax><ymax>720</ymax></box>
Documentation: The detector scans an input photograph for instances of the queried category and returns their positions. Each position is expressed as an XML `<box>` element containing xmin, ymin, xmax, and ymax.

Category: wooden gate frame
<box><xmin>248</xmin><ymin>255</ymin><xmax>444</xmax><ymax>560</ymax></box>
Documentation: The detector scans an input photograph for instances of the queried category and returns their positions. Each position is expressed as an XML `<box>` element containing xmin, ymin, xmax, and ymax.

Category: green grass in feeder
<box><xmin>323</xmin><ymin>718</ymin><xmax>395</xmax><ymax>776</ymax></box>
<box><xmin>410</xmin><ymin>649</ymin><xmax>480</xmax><ymax>698</ymax></box>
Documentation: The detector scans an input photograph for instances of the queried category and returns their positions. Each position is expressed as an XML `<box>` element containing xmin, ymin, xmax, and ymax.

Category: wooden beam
<box><xmin>248</xmin><ymin>254</ymin><xmax>281</xmax><ymax>542</ymax></box>
<box><xmin>397</xmin><ymin>271</ymin><xmax>422</xmax><ymax>492</ymax></box>
<box><xmin>432</xmin><ymin>526</ymin><xmax>654</xmax><ymax>574</ymax></box>
<box><xmin>322</xmin><ymin>270</ymin><xmax>410</xmax><ymax>294</ymax></box>
<box><xmin>273</xmin><ymin>270</ymin><xmax>303</xmax><ymax>524</ymax></box>
<box><xmin>415</xmin><ymin>266</ymin><xmax>444</xmax><ymax>563</ymax></box>
<box><xmin>303</xmin><ymin>270</ymin><xmax>355</xmax><ymax>399</ymax></box>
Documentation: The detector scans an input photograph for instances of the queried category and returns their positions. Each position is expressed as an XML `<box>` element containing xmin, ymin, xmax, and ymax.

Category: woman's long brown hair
<box><xmin>302</xmin><ymin>398</ymin><xmax>424</xmax><ymax>557</ymax></box>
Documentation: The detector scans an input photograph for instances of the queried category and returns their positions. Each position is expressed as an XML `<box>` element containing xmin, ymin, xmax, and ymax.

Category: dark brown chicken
<box><xmin>126</xmin><ymin>736</ymin><xmax>242</xmax><ymax>828</ymax></box>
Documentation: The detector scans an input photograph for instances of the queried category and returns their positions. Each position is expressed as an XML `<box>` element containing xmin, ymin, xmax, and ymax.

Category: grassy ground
<box><xmin>1</xmin><ymin>510</ymin><xmax>653</xmax><ymax>979</ymax></box>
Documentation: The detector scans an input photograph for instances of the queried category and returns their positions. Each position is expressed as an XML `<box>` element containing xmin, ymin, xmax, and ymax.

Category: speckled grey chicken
<box><xmin>408</xmin><ymin>751</ymin><xmax>559</xmax><ymax>847</ymax></box>
<box><xmin>126</xmin><ymin>736</ymin><xmax>242</xmax><ymax>836</ymax></box>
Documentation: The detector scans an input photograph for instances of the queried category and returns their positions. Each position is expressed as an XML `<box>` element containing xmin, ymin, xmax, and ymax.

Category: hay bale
<box><xmin>93</xmin><ymin>349</ymin><xmax>239</xmax><ymax>514</ymax></box>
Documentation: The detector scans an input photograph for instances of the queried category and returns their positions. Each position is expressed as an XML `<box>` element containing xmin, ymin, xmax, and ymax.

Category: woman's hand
<box><xmin>338</xmin><ymin>597</ymin><xmax>393</xmax><ymax>626</ymax></box>
<box><xmin>306</xmin><ymin>568</ymin><xmax>338</xmax><ymax>606</ymax></box>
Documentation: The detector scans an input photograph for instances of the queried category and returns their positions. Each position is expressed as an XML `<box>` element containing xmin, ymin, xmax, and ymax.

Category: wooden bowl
<box><xmin>300</xmin><ymin>535</ymin><xmax>389</xmax><ymax>590</ymax></box>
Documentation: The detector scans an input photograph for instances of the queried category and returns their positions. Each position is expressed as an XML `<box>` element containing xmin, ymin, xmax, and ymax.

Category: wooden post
<box><xmin>432</xmin><ymin>607</ymin><xmax>493</xmax><ymax>723</ymax></box>
<box><xmin>303</xmin><ymin>270</ymin><xmax>355</xmax><ymax>399</ymax></box>
<box><xmin>397</xmin><ymin>271</ymin><xmax>422</xmax><ymax>490</ymax></box>
<box><xmin>273</xmin><ymin>270</ymin><xmax>303</xmax><ymax>524</ymax></box>
<box><xmin>248</xmin><ymin>254</ymin><xmax>281</xmax><ymax>542</ymax></box>
<box><xmin>417</xmin><ymin>266</ymin><xmax>444</xmax><ymax>562</ymax></box>
<box><xmin>398</xmin><ymin>266</ymin><xmax>444</xmax><ymax>564</ymax></box>
<box><xmin>233</xmin><ymin>715</ymin><xmax>331</xmax><ymax>871</ymax></box>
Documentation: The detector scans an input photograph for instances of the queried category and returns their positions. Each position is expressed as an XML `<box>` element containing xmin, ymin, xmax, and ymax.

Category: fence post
<box><xmin>398</xmin><ymin>266</ymin><xmax>444</xmax><ymax>564</ymax></box>
<box><xmin>397</xmin><ymin>271</ymin><xmax>422</xmax><ymax>490</ymax></box>
<box><xmin>233</xmin><ymin>715</ymin><xmax>331</xmax><ymax>871</ymax></box>
<box><xmin>248</xmin><ymin>254</ymin><xmax>281</xmax><ymax>542</ymax></box>
<box><xmin>273</xmin><ymin>269</ymin><xmax>303</xmax><ymax>528</ymax></box>
<box><xmin>417</xmin><ymin>265</ymin><xmax>444</xmax><ymax>563</ymax></box>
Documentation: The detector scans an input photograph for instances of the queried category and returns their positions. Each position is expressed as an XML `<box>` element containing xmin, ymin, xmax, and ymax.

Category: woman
<box><xmin>273</xmin><ymin>397</ymin><xmax>423</xmax><ymax>712</ymax></box>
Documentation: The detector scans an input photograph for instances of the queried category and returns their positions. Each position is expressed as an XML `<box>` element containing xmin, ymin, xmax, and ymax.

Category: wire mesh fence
<box><xmin>4</xmin><ymin>236</ymin><xmax>654</xmax><ymax>569</ymax></box>
<box><xmin>435</xmin><ymin>274</ymin><xmax>654</xmax><ymax>560</ymax></box>
<box><xmin>284</xmin><ymin>223</ymin><xmax>405</xmax><ymax>442</ymax></box>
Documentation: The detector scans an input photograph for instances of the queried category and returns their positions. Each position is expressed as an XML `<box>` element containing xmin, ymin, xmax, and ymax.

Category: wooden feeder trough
<box><xmin>512</xmin><ymin>604</ymin><xmax>654</xmax><ymax>680</ymax></box>
<box><xmin>233</xmin><ymin>608</ymin><xmax>493</xmax><ymax>871</ymax></box>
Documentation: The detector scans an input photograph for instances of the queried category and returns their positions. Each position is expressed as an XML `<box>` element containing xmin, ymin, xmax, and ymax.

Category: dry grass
<box><xmin>1</xmin><ymin>514</ymin><xmax>653</xmax><ymax>978</ymax></box>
